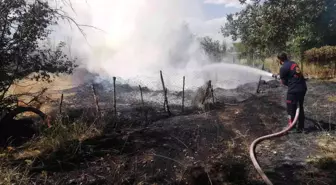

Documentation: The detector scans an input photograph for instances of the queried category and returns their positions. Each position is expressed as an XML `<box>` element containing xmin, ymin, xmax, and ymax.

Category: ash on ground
<box><xmin>11</xmin><ymin>76</ymin><xmax>336</xmax><ymax>185</ymax></box>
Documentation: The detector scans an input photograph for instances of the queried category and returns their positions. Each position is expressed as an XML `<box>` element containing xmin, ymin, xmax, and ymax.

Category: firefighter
<box><xmin>277</xmin><ymin>52</ymin><xmax>307</xmax><ymax>133</ymax></box>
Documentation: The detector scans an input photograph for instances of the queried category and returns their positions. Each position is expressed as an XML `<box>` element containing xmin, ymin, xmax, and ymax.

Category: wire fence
<box><xmin>8</xmin><ymin>65</ymin><xmax>273</xmax><ymax>123</ymax></box>
<box><xmin>6</xmin><ymin>67</ymin><xmax>336</xmax><ymax>132</ymax></box>
<box><xmin>25</xmin><ymin>69</ymin><xmax>221</xmax><ymax>119</ymax></box>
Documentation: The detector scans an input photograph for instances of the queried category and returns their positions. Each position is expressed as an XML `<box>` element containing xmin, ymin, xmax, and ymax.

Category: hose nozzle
<box><xmin>271</xmin><ymin>74</ymin><xmax>279</xmax><ymax>79</ymax></box>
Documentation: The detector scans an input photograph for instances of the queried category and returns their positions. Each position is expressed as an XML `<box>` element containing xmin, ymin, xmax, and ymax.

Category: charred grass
<box><xmin>0</xmin><ymin>80</ymin><xmax>335</xmax><ymax>185</ymax></box>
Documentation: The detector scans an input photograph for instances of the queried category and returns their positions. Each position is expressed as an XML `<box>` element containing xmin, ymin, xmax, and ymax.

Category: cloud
<box><xmin>187</xmin><ymin>17</ymin><xmax>231</xmax><ymax>43</ymax></box>
<box><xmin>203</xmin><ymin>0</ymin><xmax>252</xmax><ymax>8</ymax></box>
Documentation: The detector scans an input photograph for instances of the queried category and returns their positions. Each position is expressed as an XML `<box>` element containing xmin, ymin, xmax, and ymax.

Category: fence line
<box><xmin>12</xmin><ymin>70</ymin><xmax>228</xmax><ymax>125</ymax></box>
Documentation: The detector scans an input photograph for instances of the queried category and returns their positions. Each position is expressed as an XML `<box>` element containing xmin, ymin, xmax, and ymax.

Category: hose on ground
<box><xmin>249</xmin><ymin>106</ymin><xmax>300</xmax><ymax>185</ymax></box>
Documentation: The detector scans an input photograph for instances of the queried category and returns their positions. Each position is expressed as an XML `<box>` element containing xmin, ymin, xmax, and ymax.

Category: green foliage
<box><xmin>222</xmin><ymin>0</ymin><xmax>336</xmax><ymax>60</ymax></box>
<box><xmin>0</xmin><ymin>0</ymin><xmax>78</xmax><ymax>109</ymax></box>
<box><xmin>304</xmin><ymin>46</ymin><xmax>336</xmax><ymax>64</ymax></box>
<box><xmin>200</xmin><ymin>36</ymin><xmax>227</xmax><ymax>62</ymax></box>
<box><xmin>232</xmin><ymin>42</ymin><xmax>247</xmax><ymax>58</ymax></box>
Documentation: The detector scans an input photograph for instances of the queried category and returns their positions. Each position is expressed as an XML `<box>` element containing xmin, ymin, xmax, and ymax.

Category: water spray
<box><xmin>271</xmin><ymin>74</ymin><xmax>280</xmax><ymax>80</ymax></box>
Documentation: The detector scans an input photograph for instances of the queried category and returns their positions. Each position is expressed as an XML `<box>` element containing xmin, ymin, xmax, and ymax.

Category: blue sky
<box><xmin>201</xmin><ymin>0</ymin><xmax>248</xmax><ymax>20</ymax></box>
<box><xmin>202</xmin><ymin>2</ymin><xmax>241</xmax><ymax>20</ymax></box>
<box><xmin>185</xmin><ymin>0</ymin><xmax>246</xmax><ymax>42</ymax></box>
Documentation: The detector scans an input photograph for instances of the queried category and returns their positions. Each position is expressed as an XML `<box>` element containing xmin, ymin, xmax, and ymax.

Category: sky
<box><xmin>188</xmin><ymin>0</ymin><xmax>244</xmax><ymax>41</ymax></box>
<box><xmin>53</xmin><ymin>0</ymin><xmax>246</xmax><ymax>44</ymax></box>
<box><xmin>202</xmin><ymin>0</ymin><xmax>243</xmax><ymax>19</ymax></box>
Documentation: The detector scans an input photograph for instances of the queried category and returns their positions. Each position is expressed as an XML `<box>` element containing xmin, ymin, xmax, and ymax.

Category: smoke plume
<box><xmin>51</xmin><ymin>0</ymin><xmax>271</xmax><ymax>91</ymax></box>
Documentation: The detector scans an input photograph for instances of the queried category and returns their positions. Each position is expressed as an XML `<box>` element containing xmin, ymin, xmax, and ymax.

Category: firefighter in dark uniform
<box><xmin>277</xmin><ymin>52</ymin><xmax>307</xmax><ymax>133</ymax></box>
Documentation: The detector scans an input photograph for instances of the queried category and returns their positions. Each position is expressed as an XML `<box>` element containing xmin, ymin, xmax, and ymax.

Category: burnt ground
<box><xmin>4</xmin><ymin>79</ymin><xmax>336</xmax><ymax>185</ymax></box>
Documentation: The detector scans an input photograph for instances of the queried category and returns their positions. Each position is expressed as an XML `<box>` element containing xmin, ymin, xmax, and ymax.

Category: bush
<box><xmin>304</xmin><ymin>46</ymin><xmax>336</xmax><ymax>63</ymax></box>
<box><xmin>304</xmin><ymin>46</ymin><xmax>336</xmax><ymax>78</ymax></box>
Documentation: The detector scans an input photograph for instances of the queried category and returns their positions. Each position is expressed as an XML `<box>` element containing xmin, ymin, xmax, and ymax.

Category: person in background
<box><xmin>277</xmin><ymin>52</ymin><xmax>307</xmax><ymax>133</ymax></box>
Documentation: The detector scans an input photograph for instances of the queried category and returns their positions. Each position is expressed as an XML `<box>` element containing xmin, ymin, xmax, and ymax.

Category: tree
<box><xmin>222</xmin><ymin>0</ymin><xmax>336</xmax><ymax>60</ymax></box>
<box><xmin>222</xmin><ymin>2</ymin><xmax>270</xmax><ymax>59</ymax></box>
<box><xmin>200</xmin><ymin>36</ymin><xmax>227</xmax><ymax>62</ymax></box>
<box><xmin>232</xmin><ymin>42</ymin><xmax>248</xmax><ymax>59</ymax></box>
<box><xmin>0</xmin><ymin>0</ymin><xmax>78</xmax><ymax>110</ymax></box>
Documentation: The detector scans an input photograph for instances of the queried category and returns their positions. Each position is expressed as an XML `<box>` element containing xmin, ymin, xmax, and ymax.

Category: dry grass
<box><xmin>0</xmin><ymin>163</ymin><xmax>31</xmax><ymax>185</ymax></box>
<box><xmin>0</xmin><ymin>112</ymin><xmax>103</xmax><ymax>185</ymax></box>
<box><xmin>327</xmin><ymin>95</ymin><xmax>336</xmax><ymax>103</ymax></box>
<box><xmin>316</xmin><ymin>133</ymin><xmax>336</xmax><ymax>160</ymax></box>
<box><xmin>303</xmin><ymin>133</ymin><xmax>336</xmax><ymax>185</ymax></box>
<box><xmin>264</xmin><ymin>58</ymin><xmax>280</xmax><ymax>74</ymax></box>
<box><xmin>0</xmin><ymin>72</ymin><xmax>102</xmax><ymax>184</ymax></box>
<box><xmin>0</xmin><ymin>153</ymin><xmax>31</xmax><ymax>185</ymax></box>
<box><xmin>264</xmin><ymin>58</ymin><xmax>336</xmax><ymax>79</ymax></box>
<box><xmin>5</xmin><ymin>74</ymin><xmax>77</xmax><ymax>114</ymax></box>
<box><xmin>305</xmin><ymin>132</ymin><xmax>336</xmax><ymax>166</ymax></box>
<box><xmin>17</xmin><ymin>117</ymin><xmax>102</xmax><ymax>159</ymax></box>
<box><xmin>9</xmin><ymin>74</ymin><xmax>76</xmax><ymax>95</ymax></box>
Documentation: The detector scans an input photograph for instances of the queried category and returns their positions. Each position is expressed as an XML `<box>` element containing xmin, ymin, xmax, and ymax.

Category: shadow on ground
<box><xmin>305</xmin><ymin>118</ymin><xmax>336</xmax><ymax>132</ymax></box>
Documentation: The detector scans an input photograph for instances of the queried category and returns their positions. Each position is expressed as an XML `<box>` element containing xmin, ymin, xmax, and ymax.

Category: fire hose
<box><xmin>249</xmin><ymin>103</ymin><xmax>300</xmax><ymax>184</ymax></box>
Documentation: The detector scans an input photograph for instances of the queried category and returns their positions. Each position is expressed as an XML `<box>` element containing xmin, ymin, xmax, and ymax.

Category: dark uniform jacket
<box><xmin>280</xmin><ymin>60</ymin><xmax>307</xmax><ymax>94</ymax></box>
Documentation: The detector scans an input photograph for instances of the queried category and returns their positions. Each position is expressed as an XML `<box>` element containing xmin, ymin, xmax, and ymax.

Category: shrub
<box><xmin>304</xmin><ymin>46</ymin><xmax>336</xmax><ymax>63</ymax></box>
<box><xmin>304</xmin><ymin>46</ymin><xmax>336</xmax><ymax>78</ymax></box>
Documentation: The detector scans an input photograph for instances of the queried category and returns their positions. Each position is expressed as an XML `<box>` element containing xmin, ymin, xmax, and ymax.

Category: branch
<box><xmin>0</xmin><ymin>106</ymin><xmax>47</xmax><ymax>124</ymax></box>
<box><xmin>0</xmin><ymin>9</ymin><xmax>9</xmax><ymax>45</ymax></box>
<box><xmin>0</xmin><ymin>54</ymin><xmax>20</xmax><ymax>102</ymax></box>
<box><xmin>27</xmin><ymin>88</ymin><xmax>48</xmax><ymax>106</ymax></box>
<box><xmin>60</xmin><ymin>0</ymin><xmax>77</xmax><ymax>16</ymax></box>
<box><xmin>36</xmin><ymin>0</ymin><xmax>106</xmax><ymax>43</ymax></box>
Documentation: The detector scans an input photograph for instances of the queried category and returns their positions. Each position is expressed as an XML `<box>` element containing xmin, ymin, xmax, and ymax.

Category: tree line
<box><xmin>222</xmin><ymin>0</ymin><xmax>336</xmax><ymax>72</ymax></box>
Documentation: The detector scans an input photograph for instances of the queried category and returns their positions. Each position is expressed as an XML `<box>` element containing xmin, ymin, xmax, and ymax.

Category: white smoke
<box><xmin>50</xmin><ymin>0</ymin><xmax>213</xmax><ymax>89</ymax></box>
<box><xmin>50</xmin><ymin>0</ymin><xmax>270</xmax><ymax>91</ymax></box>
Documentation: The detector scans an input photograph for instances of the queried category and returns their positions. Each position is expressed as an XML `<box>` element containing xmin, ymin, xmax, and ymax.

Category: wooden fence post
<box><xmin>139</xmin><ymin>85</ymin><xmax>144</xmax><ymax>108</ymax></box>
<box><xmin>211</xmin><ymin>85</ymin><xmax>215</xmax><ymax>104</ymax></box>
<box><xmin>160</xmin><ymin>70</ymin><xmax>171</xmax><ymax>116</ymax></box>
<box><xmin>113</xmin><ymin>77</ymin><xmax>117</xmax><ymax>118</ymax></box>
<box><xmin>165</xmin><ymin>88</ymin><xmax>171</xmax><ymax>116</ymax></box>
<box><xmin>59</xmin><ymin>93</ymin><xmax>63</xmax><ymax>114</ymax></box>
<box><xmin>201</xmin><ymin>80</ymin><xmax>212</xmax><ymax>105</ymax></box>
<box><xmin>91</xmin><ymin>84</ymin><xmax>101</xmax><ymax>115</ymax></box>
<box><xmin>182</xmin><ymin>76</ymin><xmax>185</xmax><ymax>112</ymax></box>
<box><xmin>139</xmin><ymin>85</ymin><xmax>148</xmax><ymax>123</ymax></box>
<box><xmin>160</xmin><ymin>70</ymin><xmax>166</xmax><ymax>111</ymax></box>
